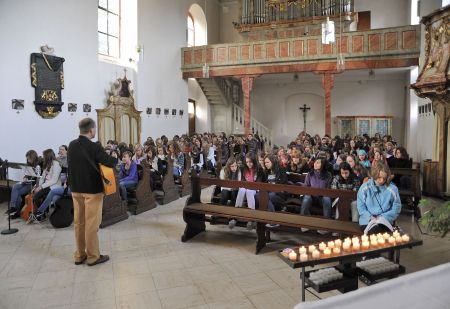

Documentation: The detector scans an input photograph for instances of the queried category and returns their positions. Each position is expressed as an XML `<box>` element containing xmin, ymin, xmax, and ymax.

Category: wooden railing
<box><xmin>181</xmin><ymin>25</ymin><xmax>420</xmax><ymax>78</ymax></box>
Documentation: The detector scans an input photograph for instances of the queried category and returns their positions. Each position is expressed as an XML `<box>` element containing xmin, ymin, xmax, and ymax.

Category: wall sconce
<box><xmin>12</xmin><ymin>99</ymin><xmax>24</xmax><ymax>114</ymax></box>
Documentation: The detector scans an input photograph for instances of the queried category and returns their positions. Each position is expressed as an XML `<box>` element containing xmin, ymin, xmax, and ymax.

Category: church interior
<box><xmin>0</xmin><ymin>0</ymin><xmax>449</xmax><ymax>308</ymax></box>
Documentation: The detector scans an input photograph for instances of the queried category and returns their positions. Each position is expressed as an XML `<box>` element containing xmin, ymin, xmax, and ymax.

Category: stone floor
<box><xmin>0</xmin><ymin>188</ymin><xmax>449</xmax><ymax>309</ymax></box>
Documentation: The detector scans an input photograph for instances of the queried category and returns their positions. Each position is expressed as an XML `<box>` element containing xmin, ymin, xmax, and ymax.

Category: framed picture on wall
<box><xmin>83</xmin><ymin>104</ymin><xmax>91</xmax><ymax>113</ymax></box>
<box><xmin>68</xmin><ymin>103</ymin><xmax>77</xmax><ymax>112</ymax></box>
<box><xmin>155</xmin><ymin>108</ymin><xmax>161</xmax><ymax>115</ymax></box>
<box><xmin>11</xmin><ymin>99</ymin><xmax>24</xmax><ymax>110</ymax></box>
<box><xmin>146</xmin><ymin>107</ymin><xmax>152</xmax><ymax>115</ymax></box>
<box><xmin>171</xmin><ymin>109</ymin><xmax>177</xmax><ymax>116</ymax></box>
<box><xmin>164</xmin><ymin>108</ymin><xmax>169</xmax><ymax>116</ymax></box>
<box><xmin>179</xmin><ymin>109</ymin><xmax>184</xmax><ymax>116</ymax></box>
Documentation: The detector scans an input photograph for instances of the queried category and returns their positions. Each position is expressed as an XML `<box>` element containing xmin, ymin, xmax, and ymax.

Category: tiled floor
<box><xmin>0</xmin><ymin>188</ymin><xmax>449</xmax><ymax>309</ymax></box>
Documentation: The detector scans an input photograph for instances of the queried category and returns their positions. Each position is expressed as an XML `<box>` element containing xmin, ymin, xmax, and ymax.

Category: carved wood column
<box><xmin>241</xmin><ymin>76</ymin><xmax>255</xmax><ymax>135</ymax></box>
<box><xmin>321</xmin><ymin>73</ymin><xmax>335</xmax><ymax>136</ymax></box>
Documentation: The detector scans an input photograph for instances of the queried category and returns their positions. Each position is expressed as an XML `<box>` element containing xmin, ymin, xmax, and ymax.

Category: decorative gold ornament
<box><xmin>41</xmin><ymin>90</ymin><xmax>59</xmax><ymax>101</ymax></box>
<box><xmin>31</xmin><ymin>63</ymin><xmax>37</xmax><ymax>87</ymax></box>
<box><xmin>38</xmin><ymin>106</ymin><xmax>60</xmax><ymax>119</ymax></box>
<box><xmin>60</xmin><ymin>71</ymin><xmax>64</xmax><ymax>89</ymax></box>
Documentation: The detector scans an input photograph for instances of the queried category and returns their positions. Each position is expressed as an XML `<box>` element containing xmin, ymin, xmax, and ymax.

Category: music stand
<box><xmin>1</xmin><ymin>160</ymin><xmax>19</xmax><ymax>235</ymax></box>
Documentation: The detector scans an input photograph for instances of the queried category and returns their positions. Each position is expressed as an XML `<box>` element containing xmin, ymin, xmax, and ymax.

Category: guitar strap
<box><xmin>77</xmin><ymin>141</ymin><xmax>111</xmax><ymax>185</ymax></box>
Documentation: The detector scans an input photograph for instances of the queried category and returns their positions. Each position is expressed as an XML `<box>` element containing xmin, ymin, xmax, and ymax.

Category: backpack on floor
<box><xmin>49</xmin><ymin>194</ymin><xmax>73</xmax><ymax>228</ymax></box>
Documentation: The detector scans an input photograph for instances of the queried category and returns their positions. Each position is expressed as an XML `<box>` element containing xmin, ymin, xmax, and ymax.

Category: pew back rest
<box><xmin>189</xmin><ymin>173</ymin><xmax>357</xmax><ymax>222</ymax></box>
<box><xmin>390</xmin><ymin>165</ymin><xmax>421</xmax><ymax>200</ymax></box>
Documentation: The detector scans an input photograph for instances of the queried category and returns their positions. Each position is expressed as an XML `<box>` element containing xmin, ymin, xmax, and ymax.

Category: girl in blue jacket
<box><xmin>357</xmin><ymin>162</ymin><xmax>401</xmax><ymax>234</ymax></box>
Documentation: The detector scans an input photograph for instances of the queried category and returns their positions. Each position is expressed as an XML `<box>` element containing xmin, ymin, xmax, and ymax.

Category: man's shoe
<box><xmin>87</xmin><ymin>255</ymin><xmax>109</xmax><ymax>267</ymax></box>
<box><xmin>75</xmin><ymin>256</ymin><xmax>87</xmax><ymax>265</ymax></box>
<box><xmin>246</xmin><ymin>221</ymin><xmax>255</xmax><ymax>231</ymax></box>
<box><xmin>9</xmin><ymin>212</ymin><xmax>20</xmax><ymax>220</ymax></box>
<box><xmin>301</xmin><ymin>227</ymin><xmax>309</xmax><ymax>233</ymax></box>
<box><xmin>266</xmin><ymin>223</ymin><xmax>280</xmax><ymax>228</ymax></box>
<box><xmin>4</xmin><ymin>208</ymin><xmax>17</xmax><ymax>215</ymax></box>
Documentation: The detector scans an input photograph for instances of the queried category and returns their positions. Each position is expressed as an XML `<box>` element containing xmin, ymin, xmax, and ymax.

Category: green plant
<box><xmin>419</xmin><ymin>199</ymin><xmax>450</xmax><ymax>237</ymax></box>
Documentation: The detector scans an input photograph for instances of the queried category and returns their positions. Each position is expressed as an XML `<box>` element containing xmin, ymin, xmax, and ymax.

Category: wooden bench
<box><xmin>154</xmin><ymin>158</ymin><xmax>180</xmax><ymax>205</ymax></box>
<box><xmin>390</xmin><ymin>164</ymin><xmax>422</xmax><ymax>218</ymax></box>
<box><xmin>126</xmin><ymin>165</ymin><xmax>157</xmax><ymax>215</ymax></box>
<box><xmin>182</xmin><ymin>173</ymin><xmax>361</xmax><ymax>254</ymax></box>
<box><xmin>101</xmin><ymin>171</ymin><xmax>129</xmax><ymax>228</ymax></box>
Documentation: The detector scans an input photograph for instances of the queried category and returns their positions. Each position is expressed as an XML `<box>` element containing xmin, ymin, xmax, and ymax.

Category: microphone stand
<box><xmin>1</xmin><ymin>160</ymin><xmax>19</xmax><ymax>235</ymax></box>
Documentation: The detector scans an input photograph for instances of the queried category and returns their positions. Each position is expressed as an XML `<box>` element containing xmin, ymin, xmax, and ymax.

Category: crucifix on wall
<box><xmin>299</xmin><ymin>104</ymin><xmax>311</xmax><ymax>132</ymax></box>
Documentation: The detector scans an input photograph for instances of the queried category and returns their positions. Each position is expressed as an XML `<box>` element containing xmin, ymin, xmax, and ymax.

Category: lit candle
<box><xmin>393</xmin><ymin>230</ymin><xmax>400</xmax><ymax>238</ymax></box>
<box><xmin>344</xmin><ymin>237</ymin><xmax>351</xmax><ymax>243</ymax></box>
<box><xmin>370</xmin><ymin>239</ymin><xmax>378</xmax><ymax>248</ymax></box>
<box><xmin>352</xmin><ymin>237</ymin><xmax>360</xmax><ymax>245</ymax></box>
<box><xmin>319</xmin><ymin>242</ymin><xmax>327</xmax><ymax>251</ymax></box>
<box><xmin>383</xmin><ymin>233</ymin><xmax>390</xmax><ymax>240</ymax></box>
<box><xmin>378</xmin><ymin>238</ymin><xmax>385</xmax><ymax>246</ymax></box>
<box><xmin>361</xmin><ymin>235</ymin><xmax>369</xmax><ymax>242</ymax></box>
<box><xmin>308</xmin><ymin>245</ymin><xmax>316</xmax><ymax>253</ymax></box>
<box><xmin>299</xmin><ymin>246</ymin><xmax>307</xmax><ymax>255</ymax></box>
<box><xmin>370</xmin><ymin>234</ymin><xmax>377</xmax><ymax>242</ymax></box>
<box><xmin>343</xmin><ymin>242</ymin><xmax>351</xmax><ymax>251</ymax></box>
<box><xmin>289</xmin><ymin>251</ymin><xmax>297</xmax><ymax>261</ymax></box>
<box><xmin>362</xmin><ymin>241</ymin><xmax>370</xmax><ymax>250</ymax></box>
<box><xmin>334</xmin><ymin>239</ymin><xmax>342</xmax><ymax>248</ymax></box>
<box><xmin>312</xmin><ymin>250</ymin><xmax>320</xmax><ymax>259</ymax></box>
<box><xmin>333</xmin><ymin>247</ymin><xmax>341</xmax><ymax>255</ymax></box>
<box><xmin>300</xmin><ymin>253</ymin><xmax>308</xmax><ymax>262</ymax></box>
<box><xmin>388</xmin><ymin>236</ymin><xmax>396</xmax><ymax>245</ymax></box>
<box><xmin>402</xmin><ymin>234</ymin><xmax>410</xmax><ymax>242</ymax></box>
<box><xmin>323</xmin><ymin>248</ymin><xmax>331</xmax><ymax>257</ymax></box>
<box><xmin>377</xmin><ymin>233</ymin><xmax>383</xmax><ymax>239</ymax></box>
<box><xmin>353</xmin><ymin>243</ymin><xmax>360</xmax><ymax>251</ymax></box>
<box><xmin>395</xmin><ymin>236</ymin><xmax>403</xmax><ymax>244</ymax></box>
<box><xmin>327</xmin><ymin>241</ymin><xmax>335</xmax><ymax>249</ymax></box>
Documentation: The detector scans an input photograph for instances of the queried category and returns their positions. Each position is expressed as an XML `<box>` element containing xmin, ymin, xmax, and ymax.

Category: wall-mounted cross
<box><xmin>299</xmin><ymin>104</ymin><xmax>311</xmax><ymax>132</ymax></box>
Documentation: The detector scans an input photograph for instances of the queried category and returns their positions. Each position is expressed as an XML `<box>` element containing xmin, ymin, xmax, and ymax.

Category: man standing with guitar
<box><xmin>68</xmin><ymin>118</ymin><xmax>117</xmax><ymax>266</ymax></box>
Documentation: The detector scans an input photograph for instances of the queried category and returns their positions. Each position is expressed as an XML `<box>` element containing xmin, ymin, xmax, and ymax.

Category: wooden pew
<box><xmin>126</xmin><ymin>165</ymin><xmax>157</xmax><ymax>215</ymax></box>
<box><xmin>154</xmin><ymin>158</ymin><xmax>180</xmax><ymax>205</ymax></box>
<box><xmin>390</xmin><ymin>164</ymin><xmax>422</xmax><ymax>218</ymax></box>
<box><xmin>182</xmin><ymin>173</ymin><xmax>361</xmax><ymax>254</ymax></box>
<box><xmin>178</xmin><ymin>153</ymin><xmax>192</xmax><ymax>197</ymax></box>
<box><xmin>101</xmin><ymin>171</ymin><xmax>129</xmax><ymax>228</ymax></box>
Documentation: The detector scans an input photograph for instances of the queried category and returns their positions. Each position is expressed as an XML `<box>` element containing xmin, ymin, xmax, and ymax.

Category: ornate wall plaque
<box><xmin>30</xmin><ymin>52</ymin><xmax>65</xmax><ymax>118</ymax></box>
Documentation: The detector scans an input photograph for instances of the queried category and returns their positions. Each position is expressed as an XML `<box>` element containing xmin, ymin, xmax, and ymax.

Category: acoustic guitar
<box><xmin>21</xmin><ymin>193</ymin><xmax>35</xmax><ymax>221</ymax></box>
<box><xmin>99</xmin><ymin>164</ymin><xmax>116</xmax><ymax>196</ymax></box>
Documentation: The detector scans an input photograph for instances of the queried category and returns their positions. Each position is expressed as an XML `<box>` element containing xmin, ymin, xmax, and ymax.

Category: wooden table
<box><xmin>278</xmin><ymin>238</ymin><xmax>423</xmax><ymax>302</ymax></box>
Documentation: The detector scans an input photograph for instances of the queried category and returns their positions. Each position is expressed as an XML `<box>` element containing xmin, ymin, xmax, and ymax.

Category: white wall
<box><xmin>252</xmin><ymin>71</ymin><xmax>408</xmax><ymax>147</ymax></box>
<box><xmin>0</xmin><ymin>0</ymin><xmax>221</xmax><ymax>161</ymax></box>
<box><xmin>355</xmin><ymin>0</ymin><xmax>409</xmax><ymax>29</ymax></box>
<box><xmin>188</xmin><ymin>79</ymin><xmax>211</xmax><ymax>133</ymax></box>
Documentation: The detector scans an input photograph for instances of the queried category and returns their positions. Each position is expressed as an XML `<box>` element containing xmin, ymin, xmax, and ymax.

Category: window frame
<box><xmin>98</xmin><ymin>0</ymin><xmax>121</xmax><ymax>58</ymax></box>
<box><xmin>187</xmin><ymin>13</ymin><xmax>195</xmax><ymax>47</ymax></box>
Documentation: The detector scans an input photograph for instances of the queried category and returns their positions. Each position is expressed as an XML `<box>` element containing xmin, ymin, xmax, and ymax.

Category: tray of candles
<box><xmin>304</xmin><ymin>267</ymin><xmax>358</xmax><ymax>293</ymax></box>
<box><xmin>279</xmin><ymin>231</ymin><xmax>421</xmax><ymax>268</ymax></box>
<box><xmin>356</xmin><ymin>257</ymin><xmax>406</xmax><ymax>284</ymax></box>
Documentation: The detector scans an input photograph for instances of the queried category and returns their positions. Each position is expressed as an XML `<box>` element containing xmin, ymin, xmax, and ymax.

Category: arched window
<box><xmin>187</xmin><ymin>13</ymin><xmax>195</xmax><ymax>47</ymax></box>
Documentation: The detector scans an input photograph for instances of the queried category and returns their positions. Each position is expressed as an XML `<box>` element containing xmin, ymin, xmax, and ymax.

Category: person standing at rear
<box><xmin>68</xmin><ymin>118</ymin><xmax>117</xmax><ymax>266</ymax></box>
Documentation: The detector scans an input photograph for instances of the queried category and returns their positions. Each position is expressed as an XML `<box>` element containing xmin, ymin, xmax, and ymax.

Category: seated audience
<box><xmin>231</xmin><ymin>154</ymin><xmax>263</xmax><ymax>230</ymax></box>
<box><xmin>357</xmin><ymin>162</ymin><xmax>401</xmax><ymax>234</ymax></box>
<box><xmin>219</xmin><ymin>157</ymin><xmax>242</xmax><ymax>206</ymax></box>
<box><xmin>331</xmin><ymin>162</ymin><xmax>361</xmax><ymax>222</ymax></box>
<box><xmin>119</xmin><ymin>151</ymin><xmax>138</xmax><ymax>201</ymax></box>
<box><xmin>132</xmin><ymin>144</ymin><xmax>146</xmax><ymax>165</ymax></box>
<box><xmin>287</xmin><ymin>149</ymin><xmax>309</xmax><ymax>174</ymax></box>
<box><xmin>142</xmin><ymin>146</ymin><xmax>165</xmax><ymax>190</ymax></box>
<box><xmin>8</xmin><ymin>150</ymin><xmax>41</xmax><ymax>218</ymax></box>
<box><xmin>167</xmin><ymin>141</ymin><xmax>184</xmax><ymax>178</ymax></box>
<box><xmin>191</xmin><ymin>146</ymin><xmax>204</xmax><ymax>174</ymax></box>
<box><xmin>358</xmin><ymin>149</ymin><xmax>371</xmax><ymax>168</ymax></box>
<box><xmin>300</xmin><ymin>158</ymin><xmax>333</xmax><ymax>234</ymax></box>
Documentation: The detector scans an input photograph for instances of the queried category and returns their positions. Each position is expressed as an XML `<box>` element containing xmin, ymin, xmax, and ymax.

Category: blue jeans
<box><xmin>300</xmin><ymin>195</ymin><xmax>332</xmax><ymax>218</ymax></box>
<box><xmin>119</xmin><ymin>180</ymin><xmax>137</xmax><ymax>201</ymax></box>
<box><xmin>10</xmin><ymin>182</ymin><xmax>32</xmax><ymax>210</ymax></box>
<box><xmin>254</xmin><ymin>192</ymin><xmax>284</xmax><ymax>212</ymax></box>
<box><xmin>173</xmin><ymin>166</ymin><xmax>182</xmax><ymax>177</ymax></box>
<box><xmin>37</xmin><ymin>186</ymin><xmax>71</xmax><ymax>213</ymax></box>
